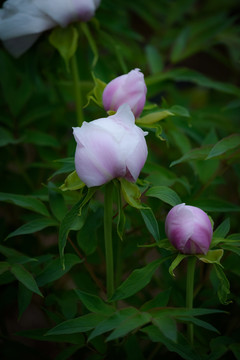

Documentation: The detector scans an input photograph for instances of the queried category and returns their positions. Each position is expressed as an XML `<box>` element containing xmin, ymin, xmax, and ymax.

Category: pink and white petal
<box><xmin>2</xmin><ymin>33</ymin><xmax>41</xmax><ymax>57</ymax></box>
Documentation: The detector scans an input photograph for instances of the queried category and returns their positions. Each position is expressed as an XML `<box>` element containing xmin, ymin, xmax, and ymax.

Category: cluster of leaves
<box><xmin>1</xmin><ymin>0</ymin><xmax>240</xmax><ymax>359</ymax></box>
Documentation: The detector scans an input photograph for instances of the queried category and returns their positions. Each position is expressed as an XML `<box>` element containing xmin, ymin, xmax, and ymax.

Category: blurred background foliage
<box><xmin>0</xmin><ymin>0</ymin><xmax>240</xmax><ymax>359</ymax></box>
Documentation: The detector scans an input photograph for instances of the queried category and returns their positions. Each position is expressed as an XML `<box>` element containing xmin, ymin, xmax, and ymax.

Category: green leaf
<box><xmin>24</xmin><ymin>130</ymin><xmax>60</xmax><ymax>147</ymax></box>
<box><xmin>46</xmin><ymin>313</ymin><xmax>107</xmax><ymax>335</ymax></box>
<box><xmin>140</xmin><ymin>207</ymin><xmax>160</xmax><ymax>244</ymax></box>
<box><xmin>229</xmin><ymin>343</ymin><xmax>240</xmax><ymax>360</ymax></box>
<box><xmin>213</xmin><ymin>218</ymin><xmax>230</xmax><ymax>238</ymax></box>
<box><xmin>88</xmin><ymin>308</ymin><xmax>138</xmax><ymax>341</ymax></box>
<box><xmin>146</xmin><ymin>186</ymin><xmax>182</xmax><ymax>206</ymax></box>
<box><xmin>5</xmin><ymin>217</ymin><xmax>58</xmax><ymax>240</ymax></box>
<box><xmin>141</xmin><ymin>325</ymin><xmax>201</xmax><ymax>360</ymax></box>
<box><xmin>48</xmin><ymin>182</ymin><xmax>68</xmax><ymax>221</ymax></box>
<box><xmin>60</xmin><ymin>171</ymin><xmax>85</xmax><ymax>192</ymax></box>
<box><xmin>119</xmin><ymin>178</ymin><xmax>145</xmax><ymax>209</ymax></box>
<box><xmin>106</xmin><ymin>312</ymin><xmax>151</xmax><ymax>341</ymax></box>
<box><xmin>149</xmin><ymin>307</ymin><xmax>226</xmax><ymax>318</ymax></box>
<box><xmin>169</xmin><ymin>254</ymin><xmax>188</xmax><ymax>277</ymax></box>
<box><xmin>74</xmin><ymin>290</ymin><xmax>114</xmax><ymax>316</ymax></box>
<box><xmin>152</xmin><ymin>316</ymin><xmax>177</xmax><ymax>342</ymax></box>
<box><xmin>214</xmin><ymin>264</ymin><xmax>231</xmax><ymax>305</ymax></box>
<box><xmin>221</xmin><ymin>245</ymin><xmax>240</xmax><ymax>257</ymax></box>
<box><xmin>59</xmin><ymin>191</ymin><xmax>94</xmax><ymax>269</ymax></box>
<box><xmin>141</xmin><ymin>288</ymin><xmax>172</xmax><ymax>311</ymax></box>
<box><xmin>170</xmin><ymin>145</ymin><xmax>211</xmax><ymax>167</ymax></box>
<box><xmin>0</xmin><ymin>192</ymin><xmax>50</xmax><ymax>216</ymax></box>
<box><xmin>0</xmin><ymin>261</ymin><xmax>10</xmax><ymax>275</ymax></box>
<box><xmin>178</xmin><ymin>316</ymin><xmax>219</xmax><ymax>333</ymax></box>
<box><xmin>197</xmin><ymin>250</ymin><xmax>224</xmax><ymax>266</ymax></box>
<box><xmin>36</xmin><ymin>254</ymin><xmax>83</xmax><ymax>287</ymax></box>
<box><xmin>190</xmin><ymin>199</ymin><xmax>240</xmax><ymax>212</ymax></box>
<box><xmin>0</xmin><ymin>126</ymin><xmax>20</xmax><ymax>146</ymax></box>
<box><xmin>114</xmin><ymin>180</ymin><xmax>126</xmax><ymax>241</ymax></box>
<box><xmin>49</xmin><ymin>25</ymin><xmax>79</xmax><ymax>67</ymax></box>
<box><xmin>18</xmin><ymin>282</ymin><xmax>32</xmax><ymax>320</ymax></box>
<box><xmin>110</xmin><ymin>256</ymin><xmax>171</xmax><ymax>301</ymax></box>
<box><xmin>10</xmin><ymin>263</ymin><xmax>42</xmax><ymax>297</ymax></box>
<box><xmin>145</xmin><ymin>45</ymin><xmax>163</xmax><ymax>74</ymax></box>
<box><xmin>206</xmin><ymin>134</ymin><xmax>240</xmax><ymax>159</ymax></box>
<box><xmin>81</xmin><ymin>23</ymin><xmax>98</xmax><ymax>68</ymax></box>
<box><xmin>17</xmin><ymin>328</ymin><xmax>84</xmax><ymax>345</ymax></box>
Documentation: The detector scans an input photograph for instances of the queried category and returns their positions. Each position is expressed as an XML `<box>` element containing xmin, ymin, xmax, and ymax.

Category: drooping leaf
<box><xmin>170</xmin><ymin>145</ymin><xmax>211</xmax><ymax>167</ymax></box>
<box><xmin>140</xmin><ymin>207</ymin><xmax>160</xmax><ymax>244</ymax></box>
<box><xmin>0</xmin><ymin>192</ymin><xmax>50</xmax><ymax>216</ymax></box>
<box><xmin>206</xmin><ymin>134</ymin><xmax>240</xmax><ymax>159</ymax></box>
<box><xmin>146</xmin><ymin>186</ymin><xmax>182</xmax><ymax>206</ymax></box>
<box><xmin>214</xmin><ymin>264</ymin><xmax>231</xmax><ymax>305</ymax></box>
<box><xmin>178</xmin><ymin>316</ymin><xmax>219</xmax><ymax>333</ymax></box>
<box><xmin>5</xmin><ymin>217</ymin><xmax>58</xmax><ymax>240</ymax></box>
<box><xmin>10</xmin><ymin>263</ymin><xmax>42</xmax><ymax>297</ymax></box>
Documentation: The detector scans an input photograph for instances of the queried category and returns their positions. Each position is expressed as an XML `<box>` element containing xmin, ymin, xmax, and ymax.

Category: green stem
<box><xmin>104</xmin><ymin>182</ymin><xmax>114</xmax><ymax>300</ymax></box>
<box><xmin>186</xmin><ymin>256</ymin><xmax>196</xmax><ymax>345</ymax></box>
<box><xmin>70</xmin><ymin>54</ymin><xmax>84</xmax><ymax>127</ymax></box>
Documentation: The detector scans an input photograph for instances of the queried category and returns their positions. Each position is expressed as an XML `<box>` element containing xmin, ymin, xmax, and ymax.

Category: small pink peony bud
<box><xmin>73</xmin><ymin>104</ymin><xmax>148</xmax><ymax>187</ymax></box>
<box><xmin>165</xmin><ymin>203</ymin><xmax>213</xmax><ymax>255</ymax></box>
<box><xmin>102</xmin><ymin>69</ymin><xmax>147</xmax><ymax>118</ymax></box>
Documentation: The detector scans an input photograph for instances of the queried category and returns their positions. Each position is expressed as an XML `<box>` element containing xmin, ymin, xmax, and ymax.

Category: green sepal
<box><xmin>136</xmin><ymin>110</ymin><xmax>174</xmax><ymax>125</ymax></box>
<box><xmin>60</xmin><ymin>171</ymin><xmax>85</xmax><ymax>192</ymax></box>
<box><xmin>85</xmin><ymin>72</ymin><xmax>106</xmax><ymax>108</ymax></box>
<box><xmin>49</xmin><ymin>25</ymin><xmax>79</xmax><ymax>69</ymax></box>
<box><xmin>169</xmin><ymin>253</ymin><xmax>188</xmax><ymax>277</ymax></box>
<box><xmin>197</xmin><ymin>249</ymin><xmax>224</xmax><ymax>266</ymax></box>
<box><xmin>119</xmin><ymin>178</ymin><xmax>146</xmax><ymax>210</ymax></box>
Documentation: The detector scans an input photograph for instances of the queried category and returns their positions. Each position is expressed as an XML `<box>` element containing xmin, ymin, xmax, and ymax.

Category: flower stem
<box><xmin>70</xmin><ymin>53</ymin><xmax>84</xmax><ymax>127</ymax></box>
<box><xmin>186</xmin><ymin>256</ymin><xmax>196</xmax><ymax>345</ymax></box>
<box><xmin>104</xmin><ymin>181</ymin><xmax>114</xmax><ymax>300</ymax></box>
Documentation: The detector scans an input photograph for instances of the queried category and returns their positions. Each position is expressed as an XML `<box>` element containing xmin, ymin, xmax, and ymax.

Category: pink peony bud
<box><xmin>0</xmin><ymin>0</ymin><xmax>101</xmax><ymax>57</ymax></box>
<box><xmin>165</xmin><ymin>203</ymin><xmax>213</xmax><ymax>255</ymax></box>
<box><xmin>102</xmin><ymin>69</ymin><xmax>147</xmax><ymax>118</ymax></box>
<box><xmin>73</xmin><ymin>104</ymin><xmax>148</xmax><ymax>187</ymax></box>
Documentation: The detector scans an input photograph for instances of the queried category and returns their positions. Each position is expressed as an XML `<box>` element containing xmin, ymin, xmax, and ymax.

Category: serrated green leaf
<box><xmin>46</xmin><ymin>313</ymin><xmax>107</xmax><ymax>335</ymax></box>
<box><xmin>75</xmin><ymin>290</ymin><xmax>114</xmax><ymax>316</ymax></box>
<box><xmin>110</xmin><ymin>256</ymin><xmax>171</xmax><ymax>301</ymax></box>
<box><xmin>140</xmin><ymin>207</ymin><xmax>160</xmax><ymax>244</ymax></box>
<box><xmin>0</xmin><ymin>192</ymin><xmax>50</xmax><ymax>216</ymax></box>
<box><xmin>5</xmin><ymin>217</ymin><xmax>58</xmax><ymax>240</ymax></box>
<box><xmin>10</xmin><ymin>263</ymin><xmax>42</xmax><ymax>297</ymax></box>
<box><xmin>206</xmin><ymin>134</ymin><xmax>240</xmax><ymax>159</ymax></box>
<box><xmin>60</xmin><ymin>171</ymin><xmax>85</xmax><ymax>192</ymax></box>
<box><xmin>49</xmin><ymin>25</ymin><xmax>79</xmax><ymax>68</ymax></box>
<box><xmin>146</xmin><ymin>186</ymin><xmax>182</xmax><ymax>206</ymax></box>
<box><xmin>169</xmin><ymin>254</ymin><xmax>188</xmax><ymax>277</ymax></box>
